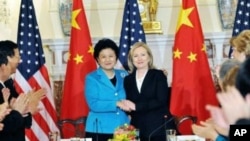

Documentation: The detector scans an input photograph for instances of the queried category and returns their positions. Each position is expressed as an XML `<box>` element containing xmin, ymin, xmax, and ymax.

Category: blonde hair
<box><xmin>231</xmin><ymin>30</ymin><xmax>250</xmax><ymax>57</ymax></box>
<box><xmin>127</xmin><ymin>42</ymin><xmax>155</xmax><ymax>72</ymax></box>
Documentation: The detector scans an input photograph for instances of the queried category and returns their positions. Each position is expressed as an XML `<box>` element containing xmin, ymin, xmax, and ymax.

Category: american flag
<box><xmin>16</xmin><ymin>0</ymin><xmax>58</xmax><ymax>140</ymax></box>
<box><xmin>118</xmin><ymin>0</ymin><xmax>146</xmax><ymax>71</ymax></box>
<box><xmin>229</xmin><ymin>0</ymin><xmax>250</xmax><ymax>58</ymax></box>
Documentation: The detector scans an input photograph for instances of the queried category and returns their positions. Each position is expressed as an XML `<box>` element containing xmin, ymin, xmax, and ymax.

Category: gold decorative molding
<box><xmin>138</xmin><ymin>0</ymin><xmax>163</xmax><ymax>34</ymax></box>
<box><xmin>142</xmin><ymin>21</ymin><xmax>163</xmax><ymax>34</ymax></box>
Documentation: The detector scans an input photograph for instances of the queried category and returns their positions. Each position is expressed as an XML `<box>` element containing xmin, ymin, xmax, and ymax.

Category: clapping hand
<box><xmin>191</xmin><ymin>120</ymin><xmax>219</xmax><ymax>140</ymax></box>
<box><xmin>217</xmin><ymin>86</ymin><xmax>250</xmax><ymax>124</ymax></box>
<box><xmin>0</xmin><ymin>88</ymin><xmax>11</xmax><ymax>121</ymax></box>
<box><xmin>206</xmin><ymin>86</ymin><xmax>250</xmax><ymax>131</ymax></box>
<box><xmin>10</xmin><ymin>94</ymin><xmax>29</xmax><ymax>115</ymax></box>
<box><xmin>0</xmin><ymin>102</ymin><xmax>11</xmax><ymax>122</ymax></box>
<box><xmin>1</xmin><ymin>87</ymin><xmax>10</xmax><ymax>102</ymax></box>
<box><xmin>26</xmin><ymin>88</ymin><xmax>46</xmax><ymax>115</ymax></box>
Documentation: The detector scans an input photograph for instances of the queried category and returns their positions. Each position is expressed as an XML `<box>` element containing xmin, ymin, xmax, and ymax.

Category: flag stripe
<box><xmin>16</xmin><ymin>0</ymin><xmax>59</xmax><ymax>140</ymax></box>
<box><xmin>15</xmin><ymin>71</ymin><xmax>58</xmax><ymax>141</ymax></box>
<box><xmin>15</xmin><ymin>70</ymin><xmax>58</xmax><ymax>129</ymax></box>
<box><xmin>25</xmin><ymin>129</ymin><xmax>38</xmax><ymax>141</ymax></box>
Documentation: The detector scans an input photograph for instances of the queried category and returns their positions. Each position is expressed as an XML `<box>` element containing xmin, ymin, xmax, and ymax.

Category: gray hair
<box><xmin>219</xmin><ymin>59</ymin><xmax>241</xmax><ymax>80</ymax></box>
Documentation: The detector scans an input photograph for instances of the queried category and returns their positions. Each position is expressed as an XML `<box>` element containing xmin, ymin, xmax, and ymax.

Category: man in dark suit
<box><xmin>0</xmin><ymin>40</ymin><xmax>45</xmax><ymax>141</ymax></box>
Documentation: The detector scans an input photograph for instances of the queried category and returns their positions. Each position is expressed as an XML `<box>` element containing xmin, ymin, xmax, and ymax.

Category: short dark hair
<box><xmin>93</xmin><ymin>38</ymin><xmax>119</xmax><ymax>61</ymax></box>
<box><xmin>0</xmin><ymin>40</ymin><xmax>18</xmax><ymax>66</ymax></box>
<box><xmin>0</xmin><ymin>40</ymin><xmax>18</xmax><ymax>57</ymax></box>
<box><xmin>236</xmin><ymin>57</ymin><xmax>250</xmax><ymax>97</ymax></box>
<box><xmin>0</xmin><ymin>52</ymin><xmax>8</xmax><ymax>66</ymax></box>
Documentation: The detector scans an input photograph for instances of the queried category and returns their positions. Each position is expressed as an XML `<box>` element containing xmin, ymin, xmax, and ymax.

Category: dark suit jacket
<box><xmin>236</xmin><ymin>118</ymin><xmax>250</xmax><ymax>125</ymax></box>
<box><xmin>0</xmin><ymin>78</ymin><xmax>32</xmax><ymax>141</ymax></box>
<box><xmin>124</xmin><ymin>69</ymin><xmax>170</xmax><ymax>137</ymax></box>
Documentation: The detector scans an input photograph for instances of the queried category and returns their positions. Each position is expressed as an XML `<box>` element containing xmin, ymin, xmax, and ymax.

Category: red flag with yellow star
<box><xmin>59</xmin><ymin>0</ymin><xmax>96</xmax><ymax>138</ymax></box>
<box><xmin>170</xmin><ymin>0</ymin><xmax>218</xmax><ymax>134</ymax></box>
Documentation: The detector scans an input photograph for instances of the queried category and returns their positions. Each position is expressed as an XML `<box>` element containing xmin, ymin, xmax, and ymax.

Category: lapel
<box><xmin>139</xmin><ymin>69</ymin><xmax>150</xmax><ymax>94</ymax></box>
<box><xmin>130</xmin><ymin>71</ymin><xmax>141</xmax><ymax>94</ymax></box>
<box><xmin>96</xmin><ymin>67</ymin><xmax>115</xmax><ymax>90</ymax></box>
<box><xmin>0</xmin><ymin>80</ymin><xmax>5</xmax><ymax>89</ymax></box>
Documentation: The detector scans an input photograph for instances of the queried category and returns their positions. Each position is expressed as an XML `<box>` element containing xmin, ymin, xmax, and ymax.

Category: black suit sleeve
<box><xmin>235</xmin><ymin>118</ymin><xmax>250</xmax><ymax>125</ymax></box>
<box><xmin>24</xmin><ymin>112</ymin><xmax>32</xmax><ymax>128</ymax></box>
<box><xmin>1</xmin><ymin>110</ymin><xmax>24</xmax><ymax>132</ymax></box>
<box><xmin>1</xmin><ymin>79</ymin><xmax>32</xmax><ymax>129</ymax></box>
<box><xmin>4</xmin><ymin>78</ymin><xmax>19</xmax><ymax>99</ymax></box>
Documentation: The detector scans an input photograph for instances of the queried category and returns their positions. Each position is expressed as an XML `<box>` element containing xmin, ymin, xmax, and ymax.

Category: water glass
<box><xmin>135</xmin><ymin>129</ymin><xmax>140</xmax><ymax>141</ymax></box>
<box><xmin>48</xmin><ymin>131</ymin><xmax>60</xmax><ymax>141</ymax></box>
<box><xmin>166</xmin><ymin>129</ymin><xmax>176</xmax><ymax>141</ymax></box>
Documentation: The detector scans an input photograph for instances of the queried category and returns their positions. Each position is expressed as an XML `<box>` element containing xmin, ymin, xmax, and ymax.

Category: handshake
<box><xmin>117</xmin><ymin>100</ymin><xmax>135</xmax><ymax>112</ymax></box>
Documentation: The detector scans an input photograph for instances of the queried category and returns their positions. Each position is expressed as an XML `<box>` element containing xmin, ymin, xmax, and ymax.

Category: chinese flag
<box><xmin>170</xmin><ymin>0</ymin><xmax>219</xmax><ymax>134</ymax></box>
<box><xmin>59</xmin><ymin>0</ymin><xmax>97</xmax><ymax>138</ymax></box>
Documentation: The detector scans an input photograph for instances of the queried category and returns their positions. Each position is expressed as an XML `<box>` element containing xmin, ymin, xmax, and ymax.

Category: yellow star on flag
<box><xmin>176</xmin><ymin>7</ymin><xmax>194</xmax><ymax>31</ymax></box>
<box><xmin>74</xmin><ymin>54</ymin><xmax>84</xmax><ymax>64</ymax></box>
<box><xmin>88</xmin><ymin>45</ymin><xmax>94</xmax><ymax>55</ymax></box>
<box><xmin>173</xmin><ymin>48</ymin><xmax>183</xmax><ymax>59</ymax></box>
<box><xmin>72</xmin><ymin>9</ymin><xmax>81</xmax><ymax>30</ymax></box>
<box><xmin>187</xmin><ymin>52</ymin><xmax>197</xmax><ymax>62</ymax></box>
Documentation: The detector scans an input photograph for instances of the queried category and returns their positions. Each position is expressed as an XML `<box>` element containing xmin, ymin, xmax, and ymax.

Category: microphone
<box><xmin>148</xmin><ymin>116</ymin><xmax>175</xmax><ymax>141</ymax></box>
<box><xmin>95</xmin><ymin>118</ymin><xmax>98</xmax><ymax>141</ymax></box>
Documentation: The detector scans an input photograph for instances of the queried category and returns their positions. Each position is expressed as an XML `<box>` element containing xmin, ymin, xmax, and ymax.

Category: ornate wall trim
<box><xmin>44</xmin><ymin>32</ymin><xmax>232</xmax><ymax>111</ymax></box>
<box><xmin>44</xmin><ymin>32</ymin><xmax>232</xmax><ymax>83</ymax></box>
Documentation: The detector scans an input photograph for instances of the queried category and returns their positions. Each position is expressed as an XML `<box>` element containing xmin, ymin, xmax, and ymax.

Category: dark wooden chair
<box><xmin>175</xmin><ymin>115</ymin><xmax>197</xmax><ymax>135</ymax></box>
<box><xmin>57</xmin><ymin>116</ymin><xmax>87</xmax><ymax>138</ymax></box>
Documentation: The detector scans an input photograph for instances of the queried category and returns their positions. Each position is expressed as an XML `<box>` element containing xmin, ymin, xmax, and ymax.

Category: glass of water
<box><xmin>166</xmin><ymin>129</ymin><xmax>176</xmax><ymax>141</ymax></box>
<box><xmin>135</xmin><ymin>129</ymin><xmax>140</xmax><ymax>141</ymax></box>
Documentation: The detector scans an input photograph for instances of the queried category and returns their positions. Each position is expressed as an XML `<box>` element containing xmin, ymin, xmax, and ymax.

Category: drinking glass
<box><xmin>48</xmin><ymin>131</ymin><xmax>60</xmax><ymax>141</ymax></box>
<box><xmin>135</xmin><ymin>129</ymin><xmax>140</xmax><ymax>141</ymax></box>
<box><xmin>166</xmin><ymin>129</ymin><xmax>176</xmax><ymax>141</ymax></box>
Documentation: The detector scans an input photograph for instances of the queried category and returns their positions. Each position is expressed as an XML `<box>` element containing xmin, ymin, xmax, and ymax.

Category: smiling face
<box><xmin>131</xmin><ymin>46</ymin><xmax>150</xmax><ymax>70</ymax></box>
<box><xmin>127</xmin><ymin>42</ymin><xmax>154</xmax><ymax>72</ymax></box>
<box><xmin>97</xmin><ymin>48</ymin><xmax>117</xmax><ymax>71</ymax></box>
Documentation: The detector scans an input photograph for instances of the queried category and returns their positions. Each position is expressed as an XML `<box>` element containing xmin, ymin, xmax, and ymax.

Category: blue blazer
<box><xmin>85</xmin><ymin>67</ymin><xmax>129</xmax><ymax>134</ymax></box>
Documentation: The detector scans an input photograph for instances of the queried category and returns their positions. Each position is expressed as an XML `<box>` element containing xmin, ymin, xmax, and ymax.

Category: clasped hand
<box><xmin>117</xmin><ymin>100</ymin><xmax>135</xmax><ymax>112</ymax></box>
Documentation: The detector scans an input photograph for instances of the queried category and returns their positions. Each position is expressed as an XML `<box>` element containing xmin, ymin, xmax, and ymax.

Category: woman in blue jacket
<box><xmin>84</xmin><ymin>38</ymin><xmax>130</xmax><ymax>141</ymax></box>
